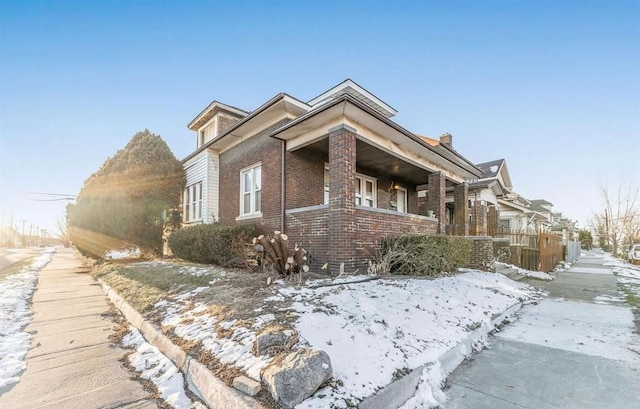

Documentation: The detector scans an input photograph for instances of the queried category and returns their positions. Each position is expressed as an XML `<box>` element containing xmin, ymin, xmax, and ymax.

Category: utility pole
<box><xmin>21</xmin><ymin>219</ymin><xmax>26</xmax><ymax>248</ymax></box>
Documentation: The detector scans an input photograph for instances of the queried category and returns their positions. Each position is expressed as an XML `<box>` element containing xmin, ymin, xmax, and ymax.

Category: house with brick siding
<box><xmin>180</xmin><ymin>80</ymin><xmax>482</xmax><ymax>272</ymax></box>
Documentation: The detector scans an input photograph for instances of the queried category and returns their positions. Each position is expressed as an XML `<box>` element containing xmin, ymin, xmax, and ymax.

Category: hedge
<box><xmin>168</xmin><ymin>223</ymin><xmax>259</xmax><ymax>266</ymax></box>
<box><xmin>381</xmin><ymin>234</ymin><xmax>472</xmax><ymax>277</ymax></box>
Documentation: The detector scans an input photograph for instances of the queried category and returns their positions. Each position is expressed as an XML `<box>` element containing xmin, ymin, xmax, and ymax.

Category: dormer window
<box><xmin>199</xmin><ymin>130</ymin><xmax>205</xmax><ymax>147</ymax></box>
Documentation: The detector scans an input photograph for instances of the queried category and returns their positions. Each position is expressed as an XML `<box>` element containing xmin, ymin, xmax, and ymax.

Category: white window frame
<box><xmin>184</xmin><ymin>182</ymin><xmax>203</xmax><ymax>222</ymax></box>
<box><xmin>239</xmin><ymin>163</ymin><xmax>262</xmax><ymax>218</ymax></box>
<box><xmin>355</xmin><ymin>174</ymin><xmax>376</xmax><ymax>207</ymax></box>
<box><xmin>323</xmin><ymin>163</ymin><xmax>330</xmax><ymax>205</ymax></box>
<box><xmin>396</xmin><ymin>187</ymin><xmax>407</xmax><ymax>213</ymax></box>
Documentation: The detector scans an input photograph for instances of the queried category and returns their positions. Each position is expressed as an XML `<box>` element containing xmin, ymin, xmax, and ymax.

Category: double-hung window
<box><xmin>184</xmin><ymin>182</ymin><xmax>202</xmax><ymax>222</ymax></box>
<box><xmin>240</xmin><ymin>164</ymin><xmax>262</xmax><ymax>216</ymax></box>
<box><xmin>355</xmin><ymin>175</ymin><xmax>376</xmax><ymax>207</ymax></box>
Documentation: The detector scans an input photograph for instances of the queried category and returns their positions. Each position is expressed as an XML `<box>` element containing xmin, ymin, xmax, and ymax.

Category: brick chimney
<box><xmin>440</xmin><ymin>133</ymin><xmax>452</xmax><ymax>148</ymax></box>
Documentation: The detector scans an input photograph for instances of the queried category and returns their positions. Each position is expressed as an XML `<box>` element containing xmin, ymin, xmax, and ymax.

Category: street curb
<box><xmin>98</xmin><ymin>280</ymin><xmax>266</xmax><ymax>409</ymax></box>
<box><xmin>358</xmin><ymin>301</ymin><xmax>524</xmax><ymax>409</ymax></box>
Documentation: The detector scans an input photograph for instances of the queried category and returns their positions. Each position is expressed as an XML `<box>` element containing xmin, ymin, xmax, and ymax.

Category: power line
<box><xmin>23</xmin><ymin>191</ymin><xmax>77</xmax><ymax>197</ymax></box>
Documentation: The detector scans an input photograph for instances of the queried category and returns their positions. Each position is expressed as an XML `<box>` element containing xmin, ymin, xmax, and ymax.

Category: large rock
<box><xmin>255</xmin><ymin>329</ymin><xmax>295</xmax><ymax>355</ymax></box>
<box><xmin>262</xmin><ymin>348</ymin><xmax>333</xmax><ymax>408</ymax></box>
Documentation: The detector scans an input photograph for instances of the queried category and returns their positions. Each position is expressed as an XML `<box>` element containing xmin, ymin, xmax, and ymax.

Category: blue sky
<box><xmin>1</xmin><ymin>0</ymin><xmax>639</xmax><ymax>235</ymax></box>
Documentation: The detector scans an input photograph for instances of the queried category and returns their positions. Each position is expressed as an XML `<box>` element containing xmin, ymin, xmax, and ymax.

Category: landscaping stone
<box><xmin>233</xmin><ymin>375</ymin><xmax>262</xmax><ymax>396</ymax></box>
<box><xmin>255</xmin><ymin>329</ymin><xmax>294</xmax><ymax>355</ymax></box>
<box><xmin>262</xmin><ymin>348</ymin><xmax>332</xmax><ymax>409</ymax></box>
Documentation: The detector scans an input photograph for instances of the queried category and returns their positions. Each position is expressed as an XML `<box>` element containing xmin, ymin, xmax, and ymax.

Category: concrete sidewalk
<box><xmin>0</xmin><ymin>248</ymin><xmax>156</xmax><ymax>409</ymax></box>
<box><xmin>444</xmin><ymin>251</ymin><xmax>640</xmax><ymax>409</ymax></box>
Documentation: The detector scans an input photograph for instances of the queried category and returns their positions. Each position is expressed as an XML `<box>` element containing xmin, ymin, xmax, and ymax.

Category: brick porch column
<box><xmin>487</xmin><ymin>205</ymin><xmax>500</xmax><ymax>237</ymax></box>
<box><xmin>328</xmin><ymin>124</ymin><xmax>357</xmax><ymax>273</ymax></box>
<box><xmin>470</xmin><ymin>201</ymin><xmax>488</xmax><ymax>236</ymax></box>
<box><xmin>453</xmin><ymin>183</ymin><xmax>469</xmax><ymax>236</ymax></box>
<box><xmin>427</xmin><ymin>172</ymin><xmax>446</xmax><ymax>234</ymax></box>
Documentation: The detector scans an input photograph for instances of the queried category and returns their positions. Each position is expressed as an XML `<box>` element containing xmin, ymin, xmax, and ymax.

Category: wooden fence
<box><xmin>495</xmin><ymin>229</ymin><xmax>565</xmax><ymax>272</ymax></box>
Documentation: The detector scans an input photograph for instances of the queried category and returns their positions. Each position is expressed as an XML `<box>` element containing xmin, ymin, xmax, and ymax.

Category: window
<box><xmin>184</xmin><ymin>182</ymin><xmax>202</xmax><ymax>222</ymax></box>
<box><xmin>355</xmin><ymin>175</ymin><xmax>376</xmax><ymax>207</ymax></box>
<box><xmin>323</xmin><ymin>164</ymin><xmax>330</xmax><ymax>204</ymax></box>
<box><xmin>396</xmin><ymin>188</ymin><xmax>407</xmax><ymax>213</ymax></box>
<box><xmin>240</xmin><ymin>164</ymin><xmax>261</xmax><ymax>216</ymax></box>
<box><xmin>198</xmin><ymin>130</ymin><xmax>205</xmax><ymax>148</ymax></box>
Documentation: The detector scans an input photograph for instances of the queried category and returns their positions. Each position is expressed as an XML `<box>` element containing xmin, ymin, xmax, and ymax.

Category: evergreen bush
<box><xmin>168</xmin><ymin>224</ymin><xmax>259</xmax><ymax>266</ymax></box>
<box><xmin>380</xmin><ymin>235</ymin><xmax>472</xmax><ymax>276</ymax></box>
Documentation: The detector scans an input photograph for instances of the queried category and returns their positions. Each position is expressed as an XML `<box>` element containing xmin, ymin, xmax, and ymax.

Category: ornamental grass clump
<box><xmin>380</xmin><ymin>235</ymin><xmax>471</xmax><ymax>277</ymax></box>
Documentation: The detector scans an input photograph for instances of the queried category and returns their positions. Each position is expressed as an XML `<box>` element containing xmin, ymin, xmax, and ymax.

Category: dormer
<box><xmin>187</xmin><ymin>101</ymin><xmax>248</xmax><ymax>149</ymax></box>
<box><xmin>308</xmin><ymin>79</ymin><xmax>397</xmax><ymax>118</ymax></box>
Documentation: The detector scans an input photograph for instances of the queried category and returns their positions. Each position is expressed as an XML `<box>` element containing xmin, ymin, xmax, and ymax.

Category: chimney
<box><xmin>439</xmin><ymin>133</ymin><xmax>452</xmax><ymax>148</ymax></box>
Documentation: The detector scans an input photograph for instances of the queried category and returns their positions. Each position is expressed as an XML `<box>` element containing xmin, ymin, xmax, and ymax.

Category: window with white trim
<box><xmin>184</xmin><ymin>182</ymin><xmax>203</xmax><ymax>222</ymax></box>
<box><xmin>323</xmin><ymin>164</ymin><xmax>330</xmax><ymax>205</ymax></box>
<box><xmin>240</xmin><ymin>164</ymin><xmax>262</xmax><ymax>216</ymax></box>
<box><xmin>355</xmin><ymin>175</ymin><xmax>376</xmax><ymax>207</ymax></box>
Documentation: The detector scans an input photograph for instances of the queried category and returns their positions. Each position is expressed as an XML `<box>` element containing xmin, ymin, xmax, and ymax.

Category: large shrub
<box><xmin>380</xmin><ymin>235</ymin><xmax>472</xmax><ymax>277</ymax></box>
<box><xmin>67</xmin><ymin>130</ymin><xmax>185</xmax><ymax>255</ymax></box>
<box><xmin>168</xmin><ymin>224</ymin><xmax>259</xmax><ymax>266</ymax></box>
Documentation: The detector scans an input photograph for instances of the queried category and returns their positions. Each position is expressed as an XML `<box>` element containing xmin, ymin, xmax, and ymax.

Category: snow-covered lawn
<box><xmin>122</xmin><ymin>327</ymin><xmax>192</xmax><ymax>409</ymax></box>
<box><xmin>0</xmin><ymin>248</ymin><xmax>55</xmax><ymax>389</ymax></box>
<box><xmin>151</xmin><ymin>269</ymin><xmax>539</xmax><ymax>408</ymax></box>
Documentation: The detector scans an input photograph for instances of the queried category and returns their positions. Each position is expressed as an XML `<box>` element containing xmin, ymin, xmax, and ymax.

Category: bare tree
<box><xmin>56</xmin><ymin>218</ymin><xmax>71</xmax><ymax>248</ymax></box>
<box><xmin>593</xmin><ymin>179</ymin><xmax>639</xmax><ymax>257</ymax></box>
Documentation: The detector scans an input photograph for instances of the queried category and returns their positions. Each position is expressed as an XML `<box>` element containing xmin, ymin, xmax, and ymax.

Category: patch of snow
<box><xmin>593</xmin><ymin>294</ymin><xmax>626</xmax><ymax>304</ymax></box>
<box><xmin>122</xmin><ymin>327</ymin><xmax>192</xmax><ymax>409</ymax></box>
<box><xmin>179</xmin><ymin>266</ymin><xmax>211</xmax><ymax>277</ymax></box>
<box><xmin>292</xmin><ymin>270</ymin><xmax>538</xmax><ymax>408</ymax></box>
<box><xmin>104</xmin><ymin>247</ymin><xmax>140</xmax><ymax>260</ymax></box>
<box><xmin>252</xmin><ymin>314</ymin><xmax>276</xmax><ymax>329</ymax></box>
<box><xmin>0</xmin><ymin>248</ymin><xmax>55</xmax><ymax>389</ymax></box>
<box><xmin>489</xmin><ymin>165</ymin><xmax>499</xmax><ymax>173</ymax></box>
<box><xmin>398</xmin><ymin>362</ymin><xmax>447</xmax><ymax>409</ymax></box>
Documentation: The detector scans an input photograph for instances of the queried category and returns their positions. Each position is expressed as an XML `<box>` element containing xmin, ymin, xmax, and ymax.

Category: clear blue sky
<box><xmin>1</xmin><ymin>0</ymin><xmax>639</xmax><ymax>235</ymax></box>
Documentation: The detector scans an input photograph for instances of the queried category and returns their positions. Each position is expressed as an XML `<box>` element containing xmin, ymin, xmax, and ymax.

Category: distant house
<box><xmin>180</xmin><ymin>79</ymin><xmax>482</xmax><ymax>272</ymax></box>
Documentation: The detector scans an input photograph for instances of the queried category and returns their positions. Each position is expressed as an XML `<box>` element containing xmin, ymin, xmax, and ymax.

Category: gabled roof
<box><xmin>476</xmin><ymin>159</ymin><xmax>504</xmax><ymax>179</ymax></box>
<box><xmin>474</xmin><ymin>158</ymin><xmax>513</xmax><ymax>192</ymax></box>
<box><xmin>187</xmin><ymin>101</ymin><xmax>249</xmax><ymax>131</ymax></box>
<box><xmin>182</xmin><ymin>93</ymin><xmax>310</xmax><ymax>163</ymax></box>
<box><xmin>308</xmin><ymin>79</ymin><xmax>398</xmax><ymax>118</ymax></box>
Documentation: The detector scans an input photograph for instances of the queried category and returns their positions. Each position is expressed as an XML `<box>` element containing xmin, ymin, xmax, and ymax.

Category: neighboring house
<box><xmin>180</xmin><ymin>79</ymin><xmax>482</xmax><ymax>272</ymax></box>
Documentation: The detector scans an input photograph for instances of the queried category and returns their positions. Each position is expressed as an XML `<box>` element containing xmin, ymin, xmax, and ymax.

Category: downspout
<box><xmin>281</xmin><ymin>139</ymin><xmax>286</xmax><ymax>232</ymax></box>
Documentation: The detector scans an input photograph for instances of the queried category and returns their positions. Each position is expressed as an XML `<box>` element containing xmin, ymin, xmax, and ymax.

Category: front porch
<box><xmin>280</xmin><ymin>123</ymin><xmax>472</xmax><ymax>273</ymax></box>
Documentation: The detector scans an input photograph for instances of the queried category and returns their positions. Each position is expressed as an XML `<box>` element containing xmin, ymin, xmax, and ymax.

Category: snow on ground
<box><xmin>122</xmin><ymin>327</ymin><xmax>192</xmax><ymax>409</ymax></box>
<box><xmin>0</xmin><ymin>248</ymin><xmax>55</xmax><ymax>389</ymax></box>
<box><xmin>280</xmin><ymin>270</ymin><xmax>538</xmax><ymax>409</ymax></box>
<box><xmin>151</xmin><ymin>269</ymin><xmax>538</xmax><ymax>408</ymax></box>
<box><xmin>494</xmin><ymin>262</ymin><xmax>553</xmax><ymax>281</ymax></box>
<box><xmin>104</xmin><ymin>247</ymin><xmax>140</xmax><ymax>260</ymax></box>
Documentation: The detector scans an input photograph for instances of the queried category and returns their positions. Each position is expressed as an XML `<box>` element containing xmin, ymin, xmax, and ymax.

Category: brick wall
<box><xmin>285</xmin><ymin>206</ymin><xmax>437</xmax><ymax>273</ymax></box>
<box><xmin>353</xmin><ymin>208</ymin><xmax>437</xmax><ymax>270</ymax></box>
<box><xmin>328</xmin><ymin>125</ymin><xmax>357</xmax><ymax>272</ymax></box>
<box><xmin>285</xmin><ymin>207</ymin><xmax>329</xmax><ymax>268</ymax></box>
<box><xmin>285</xmin><ymin>147</ymin><xmax>326</xmax><ymax>209</ymax></box>
<box><xmin>453</xmin><ymin>183</ymin><xmax>469</xmax><ymax>236</ymax></box>
<box><xmin>487</xmin><ymin>205</ymin><xmax>500</xmax><ymax>237</ymax></box>
<box><xmin>465</xmin><ymin>236</ymin><xmax>494</xmax><ymax>271</ymax></box>
<box><xmin>218</xmin><ymin>119</ymin><xmax>290</xmax><ymax>234</ymax></box>
<box><xmin>427</xmin><ymin>172</ymin><xmax>446</xmax><ymax>233</ymax></box>
<box><xmin>470</xmin><ymin>201</ymin><xmax>488</xmax><ymax>236</ymax></box>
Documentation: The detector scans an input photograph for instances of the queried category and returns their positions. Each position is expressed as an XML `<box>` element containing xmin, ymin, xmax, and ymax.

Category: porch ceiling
<box><xmin>304</xmin><ymin>138</ymin><xmax>434</xmax><ymax>185</ymax></box>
